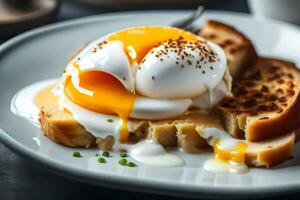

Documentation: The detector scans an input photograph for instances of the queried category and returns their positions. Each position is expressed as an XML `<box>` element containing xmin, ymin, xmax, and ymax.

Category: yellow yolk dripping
<box><xmin>107</xmin><ymin>26</ymin><xmax>199</xmax><ymax>64</ymax></box>
<box><xmin>213</xmin><ymin>140</ymin><xmax>247</xmax><ymax>164</ymax></box>
<box><xmin>64</xmin><ymin>71</ymin><xmax>135</xmax><ymax>143</ymax></box>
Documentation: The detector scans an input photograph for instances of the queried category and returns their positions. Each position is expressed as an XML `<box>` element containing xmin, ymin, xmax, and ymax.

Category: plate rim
<box><xmin>1</xmin><ymin>10</ymin><xmax>300</xmax><ymax>198</ymax></box>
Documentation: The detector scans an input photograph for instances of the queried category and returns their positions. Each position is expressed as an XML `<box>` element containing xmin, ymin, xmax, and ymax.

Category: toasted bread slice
<box><xmin>198</xmin><ymin>20</ymin><xmax>257</xmax><ymax>79</ymax></box>
<box><xmin>219</xmin><ymin>57</ymin><xmax>300</xmax><ymax>142</ymax></box>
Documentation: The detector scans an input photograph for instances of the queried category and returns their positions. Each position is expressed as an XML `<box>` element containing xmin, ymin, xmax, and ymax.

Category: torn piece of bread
<box><xmin>149</xmin><ymin>110</ymin><xmax>295</xmax><ymax>167</ymax></box>
<box><xmin>149</xmin><ymin>111</ymin><xmax>223</xmax><ymax>153</ymax></box>
<box><xmin>245</xmin><ymin>133</ymin><xmax>295</xmax><ymax>167</ymax></box>
<box><xmin>198</xmin><ymin>20</ymin><xmax>257</xmax><ymax>79</ymax></box>
<box><xmin>40</xmin><ymin>106</ymin><xmax>96</xmax><ymax>148</ymax></box>
<box><xmin>219</xmin><ymin>57</ymin><xmax>300</xmax><ymax>142</ymax></box>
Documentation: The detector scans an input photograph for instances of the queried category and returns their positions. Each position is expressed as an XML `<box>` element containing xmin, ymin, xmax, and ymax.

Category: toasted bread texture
<box><xmin>198</xmin><ymin>20</ymin><xmax>257</xmax><ymax>79</ymax></box>
<box><xmin>219</xmin><ymin>57</ymin><xmax>300</xmax><ymax>142</ymax></box>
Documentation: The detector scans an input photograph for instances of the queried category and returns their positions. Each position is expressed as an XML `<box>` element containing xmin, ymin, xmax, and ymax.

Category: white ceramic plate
<box><xmin>1</xmin><ymin>11</ymin><xmax>300</xmax><ymax>199</ymax></box>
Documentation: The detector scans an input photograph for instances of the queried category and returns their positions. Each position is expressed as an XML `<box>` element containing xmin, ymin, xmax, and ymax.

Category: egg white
<box><xmin>136</xmin><ymin>40</ymin><xmax>227</xmax><ymax>99</ymax></box>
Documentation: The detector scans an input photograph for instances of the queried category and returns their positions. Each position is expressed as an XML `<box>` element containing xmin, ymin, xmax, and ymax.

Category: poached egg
<box><xmin>56</xmin><ymin>26</ymin><xmax>229</xmax><ymax>143</ymax></box>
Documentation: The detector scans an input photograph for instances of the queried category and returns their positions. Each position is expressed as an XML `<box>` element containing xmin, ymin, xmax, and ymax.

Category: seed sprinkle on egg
<box><xmin>149</xmin><ymin>37</ymin><xmax>218</xmax><ymax>70</ymax></box>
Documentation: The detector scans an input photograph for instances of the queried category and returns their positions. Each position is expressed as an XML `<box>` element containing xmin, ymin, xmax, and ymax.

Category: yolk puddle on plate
<box><xmin>64</xmin><ymin>71</ymin><xmax>135</xmax><ymax>143</ymax></box>
<box><xmin>107</xmin><ymin>26</ymin><xmax>200</xmax><ymax>64</ymax></box>
<box><xmin>35</xmin><ymin>84</ymin><xmax>59</xmax><ymax>108</ymax></box>
<box><xmin>213</xmin><ymin>139</ymin><xmax>247</xmax><ymax>163</ymax></box>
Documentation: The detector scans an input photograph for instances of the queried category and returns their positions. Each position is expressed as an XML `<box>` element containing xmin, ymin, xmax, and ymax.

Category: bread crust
<box><xmin>247</xmin><ymin>93</ymin><xmax>300</xmax><ymax>141</ymax></box>
<box><xmin>245</xmin><ymin>133</ymin><xmax>295</xmax><ymax>167</ymax></box>
<box><xmin>219</xmin><ymin>57</ymin><xmax>300</xmax><ymax>141</ymax></box>
<box><xmin>198</xmin><ymin>20</ymin><xmax>257</xmax><ymax>79</ymax></box>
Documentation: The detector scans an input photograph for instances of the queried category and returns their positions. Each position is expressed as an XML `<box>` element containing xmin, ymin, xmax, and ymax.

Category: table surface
<box><xmin>1</xmin><ymin>0</ymin><xmax>300</xmax><ymax>199</ymax></box>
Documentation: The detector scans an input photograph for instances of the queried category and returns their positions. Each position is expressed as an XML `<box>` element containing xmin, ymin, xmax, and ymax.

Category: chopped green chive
<box><xmin>98</xmin><ymin>157</ymin><xmax>106</xmax><ymax>163</ymax></box>
<box><xmin>95</xmin><ymin>153</ymin><xmax>99</xmax><ymax>157</ymax></box>
<box><xmin>120</xmin><ymin>152</ymin><xmax>127</xmax><ymax>158</ymax></box>
<box><xmin>73</xmin><ymin>151</ymin><xmax>81</xmax><ymax>157</ymax></box>
<box><xmin>102</xmin><ymin>151</ymin><xmax>110</xmax><ymax>157</ymax></box>
<box><xmin>107</xmin><ymin>119</ymin><xmax>113</xmax><ymax>123</ymax></box>
<box><xmin>128</xmin><ymin>162</ymin><xmax>136</xmax><ymax>167</ymax></box>
<box><xmin>119</xmin><ymin>158</ymin><xmax>127</xmax><ymax>166</ymax></box>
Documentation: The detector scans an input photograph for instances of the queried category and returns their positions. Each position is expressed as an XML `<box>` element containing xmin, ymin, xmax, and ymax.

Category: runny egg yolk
<box><xmin>65</xmin><ymin>26</ymin><xmax>201</xmax><ymax>143</ymax></box>
<box><xmin>64</xmin><ymin>71</ymin><xmax>135</xmax><ymax>143</ymax></box>
<box><xmin>107</xmin><ymin>26</ymin><xmax>199</xmax><ymax>64</ymax></box>
<box><xmin>213</xmin><ymin>140</ymin><xmax>247</xmax><ymax>164</ymax></box>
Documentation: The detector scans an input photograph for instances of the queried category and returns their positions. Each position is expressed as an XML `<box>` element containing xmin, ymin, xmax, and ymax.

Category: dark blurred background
<box><xmin>1</xmin><ymin>0</ymin><xmax>300</xmax><ymax>200</ymax></box>
<box><xmin>0</xmin><ymin>0</ymin><xmax>249</xmax><ymax>40</ymax></box>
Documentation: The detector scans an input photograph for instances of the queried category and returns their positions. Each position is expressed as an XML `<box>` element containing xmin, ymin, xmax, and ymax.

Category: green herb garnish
<box><xmin>119</xmin><ymin>158</ymin><xmax>127</xmax><ymax>166</ymax></box>
<box><xmin>120</xmin><ymin>152</ymin><xmax>127</xmax><ymax>158</ymax></box>
<box><xmin>107</xmin><ymin>119</ymin><xmax>113</xmax><ymax>123</ymax></box>
<box><xmin>102</xmin><ymin>151</ymin><xmax>110</xmax><ymax>157</ymax></box>
<box><xmin>98</xmin><ymin>157</ymin><xmax>106</xmax><ymax>163</ymax></box>
<box><xmin>95</xmin><ymin>153</ymin><xmax>99</xmax><ymax>157</ymax></box>
<box><xmin>128</xmin><ymin>162</ymin><xmax>136</xmax><ymax>167</ymax></box>
<box><xmin>73</xmin><ymin>151</ymin><xmax>81</xmax><ymax>157</ymax></box>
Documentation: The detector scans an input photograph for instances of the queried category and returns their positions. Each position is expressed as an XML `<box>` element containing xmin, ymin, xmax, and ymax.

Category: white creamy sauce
<box><xmin>124</xmin><ymin>140</ymin><xmax>184</xmax><ymax>167</ymax></box>
<box><xmin>203</xmin><ymin>159</ymin><xmax>249</xmax><ymax>173</ymax></box>
<box><xmin>192</xmin><ymin>79</ymin><xmax>228</xmax><ymax>109</ymax></box>
<box><xmin>131</xmin><ymin>96</ymin><xmax>192</xmax><ymax>120</ymax></box>
<box><xmin>60</xmin><ymin>96</ymin><xmax>122</xmax><ymax>139</ymax></box>
<box><xmin>201</xmin><ymin>128</ymin><xmax>240</xmax><ymax>150</ymax></box>
<box><xmin>10</xmin><ymin>79</ymin><xmax>58</xmax><ymax>126</ymax></box>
